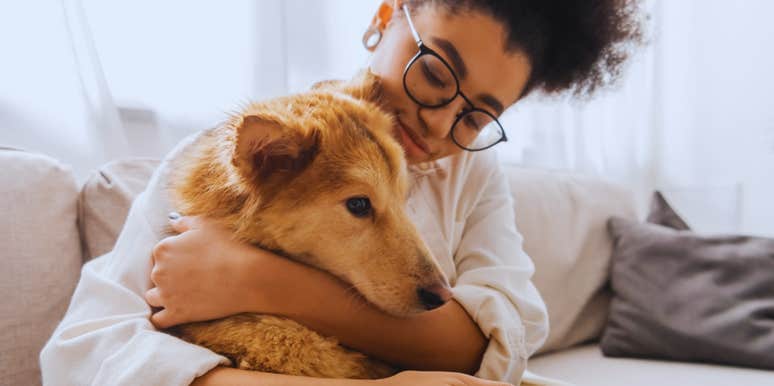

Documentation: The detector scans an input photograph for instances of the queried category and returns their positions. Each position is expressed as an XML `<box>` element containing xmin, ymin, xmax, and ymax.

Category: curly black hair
<box><xmin>405</xmin><ymin>0</ymin><xmax>645</xmax><ymax>97</ymax></box>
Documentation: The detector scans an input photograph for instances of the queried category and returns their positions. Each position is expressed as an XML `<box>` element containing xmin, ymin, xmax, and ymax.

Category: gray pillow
<box><xmin>645</xmin><ymin>191</ymin><xmax>690</xmax><ymax>231</ymax></box>
<box><xmin>600</xmin><ymin>191</ymin><xmax>774</xmax><ymax>370</ymax></box>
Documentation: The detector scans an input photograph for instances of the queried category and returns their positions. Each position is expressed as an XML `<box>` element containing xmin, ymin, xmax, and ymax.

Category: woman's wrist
<box><xmin>281</xmin><ymin>278</ymin><xmax>486</xmax><ymax>372</ymax></box>
<box><xmin>226</xmin><ymin>243</ymin><xmax>275</xmax><ymax>315</ymax></box>
<box><xmin>192</xmin><ymin>366</ymin><xmax>377</xmax><ymax>386</ymax></box>
<box><xmin>280</xmin><ymin>264</ymin><xmax>361</xmax><ymax>330</ymax></box>
<box><xmin>241</xmin><ymin>245</ymin><xmax>338</xmax><ymax>317</ymax></box>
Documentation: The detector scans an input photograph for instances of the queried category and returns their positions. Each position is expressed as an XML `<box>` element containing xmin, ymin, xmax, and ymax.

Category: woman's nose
<box><xmin>417</xmin><ymin>97</ymin><xmax>466</xmax><ymax>140</ymax></box>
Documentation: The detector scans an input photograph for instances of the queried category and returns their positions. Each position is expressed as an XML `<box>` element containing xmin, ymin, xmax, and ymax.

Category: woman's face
<box><xmin>368</xmin><ymin>2</ymin><xmax>532</xmax><ymax>164</ymax></box>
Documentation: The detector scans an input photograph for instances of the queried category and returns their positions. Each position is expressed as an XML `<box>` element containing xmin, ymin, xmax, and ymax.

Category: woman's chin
<box><xmin>394</xmin><ymin>124</ymin><xmax>432</xmax><ymax>163</ymax></box>
<box><xmin>404</xmin><ymin>153</ymin><xmax>424</xmax><ymax>164</ymax></box>
<box><xmin>403</xmin><ymin>148</ymin><xmax>436</xmax><ymax>164</ymax></box>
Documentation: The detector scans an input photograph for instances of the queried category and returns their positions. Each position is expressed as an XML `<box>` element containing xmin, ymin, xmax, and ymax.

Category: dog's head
<box><xmin>227</xmin><ymin>70</ymin><xmax>451</xmax><ymax>316</ymax></box>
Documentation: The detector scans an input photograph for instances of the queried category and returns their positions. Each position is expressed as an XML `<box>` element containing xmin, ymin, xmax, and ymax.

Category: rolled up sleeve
<box><xmin>40</xmin><ymin>136</ymin><xmax>230</xmax><ymax>386</ymax></box>
<box><xmin>451</xmin><ymin>156</ymin><xmax>549</xmax><ymax>383</ymax></box>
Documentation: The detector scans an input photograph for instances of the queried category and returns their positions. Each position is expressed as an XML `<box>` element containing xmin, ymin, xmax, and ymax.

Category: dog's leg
<box><xmin>170</xmin><ymin>313</ymin><xmax>395</xmax><ymax>379</ymax></box>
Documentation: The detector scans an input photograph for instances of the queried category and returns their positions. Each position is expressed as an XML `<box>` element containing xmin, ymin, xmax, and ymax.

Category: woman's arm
<box><xmin>192</xmin><ymin>366</ymin><xmax>512</xmax><ymax>386</ymax></box>
<box><xmin>149</xmin><ymin>216</ymin><xmax>486</xmax><ymax>373</ymax></box>
<box><xmin>191</xmin><ymin>367</ymin><xmax>369</xmax><ymax>386</ymax></box>
<box><xmin>265</xmin><ymin>253</ymin><xmax>489</xmax><ymax>373</ymax></box>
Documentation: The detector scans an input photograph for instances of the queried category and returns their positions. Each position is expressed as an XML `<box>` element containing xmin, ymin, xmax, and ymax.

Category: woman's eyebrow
<box><xmin>431</xmin><ymin>36</ymin><xmax>505</xmax><ymax>116</ymax></box>
<box><xmin>430</xmin><ymin>37</ymin><xmax>468</xmax><ymax>79</ymax></box>
<box><xmin>478</xmin><ymin>94</ymin><xmax>504</xmax><ymax>116</ymax></box>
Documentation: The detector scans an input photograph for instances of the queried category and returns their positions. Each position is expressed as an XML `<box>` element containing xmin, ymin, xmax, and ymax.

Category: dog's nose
<box><xmin>417</xmin><ymin>284</ymin><xmax>453</xmax><ymax>310</ymax></box>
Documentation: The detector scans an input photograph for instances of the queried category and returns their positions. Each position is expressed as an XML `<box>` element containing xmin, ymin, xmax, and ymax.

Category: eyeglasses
<box><xmin>400</xmin><ymin>4</ymin><xmax>507</xmax><ymax>152</ymax></box>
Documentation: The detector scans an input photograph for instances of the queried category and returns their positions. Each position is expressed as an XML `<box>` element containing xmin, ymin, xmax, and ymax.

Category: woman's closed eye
<box><xmin>462</xmin><ymin>111</ymin><xmax>483</xmax><ymax>132</ymax></box>
<box><xmin>421</xmin><ymin>60</ymin><xmax>449</xmax><ymax>88</ymax></box>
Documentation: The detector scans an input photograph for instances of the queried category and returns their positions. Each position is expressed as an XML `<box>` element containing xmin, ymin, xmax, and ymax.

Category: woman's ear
<box><xmin>363</xmin><ymin>0</ymin><xmax>402</xmax><ymax>51</ymax></box>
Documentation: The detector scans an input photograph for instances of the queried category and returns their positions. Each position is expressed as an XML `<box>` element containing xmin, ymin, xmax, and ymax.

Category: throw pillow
<box><xmin>601</xmin><ymin>191</ymin><xmax>774</xmax><ymax>370</ymax></box>
<box><xmin>79</xmin><ymin>158</ymin><xmax>159</xmax><ymax>260</ymax></box>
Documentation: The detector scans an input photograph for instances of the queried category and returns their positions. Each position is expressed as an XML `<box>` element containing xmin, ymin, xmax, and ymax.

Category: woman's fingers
<box><xmin>145</xmin><ymin>287</ymin><xmax>163</xmax><ymax>308</ymax></box>
<box><xmin>146</xmin><ymin>214</ymin><xmax>252</xmax><ymax>325</ymax></box>
<box><xmin>473</xmin><ymin>378</ymin><xmax>511</xmax><ymax>386</ymax></box>
<box><xmin>452</xmin><ymin>373</ymin><xmax>510</xmax><ymax>386</ymax></box>
<box><xmin>168</xmin><ymin>213</ymin><xmax>201</xmax><ymax>233</ymax></box>
<box><xmin>150</xmin><ymin>308</ymin><xmax>177</xmax><ymax>329</ymax></box>
<box><xmin>379</xmin><ymin>371</ymin><xmax>514</xmax><ymax>386</ymax></box>
<box><xmin>145</xmin><ymin>288</ymin><xmax>181</xmax><ymax>329</ymax></box>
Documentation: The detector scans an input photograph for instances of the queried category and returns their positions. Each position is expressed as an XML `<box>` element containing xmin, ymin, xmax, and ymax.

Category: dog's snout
<box><xmin>417</xmin><ymin>284</ymin><xmax>453</xmax><ymax>310</ymax></box>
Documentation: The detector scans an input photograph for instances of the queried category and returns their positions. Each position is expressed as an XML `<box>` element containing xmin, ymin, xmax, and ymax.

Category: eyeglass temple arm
<box><xmin>401</xmin><ymin>4</ymin><xmax>423</xmax><ymax>45</ymax></box>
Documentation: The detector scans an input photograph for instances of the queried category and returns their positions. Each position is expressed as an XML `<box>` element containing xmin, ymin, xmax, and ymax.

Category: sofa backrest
<box><xmin>503</xmin><ymin>166</ymin><xmax>638</xmax><ymax>354</ymax></box>
<box><xmin>0</xmin><ymin>148</ymin><xmax>82</xmax><ymax>386</ymax></box>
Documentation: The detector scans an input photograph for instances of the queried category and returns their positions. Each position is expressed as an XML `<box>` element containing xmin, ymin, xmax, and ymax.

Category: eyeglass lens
<box><xmin>405</xmin><ymin>54</ymin><xmax>502</xmax><ymax>150</ymax></box>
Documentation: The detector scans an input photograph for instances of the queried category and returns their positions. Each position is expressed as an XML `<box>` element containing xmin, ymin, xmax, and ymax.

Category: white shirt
<box><xmin>40</xmin><ymin>134</ymin><xmax>549</xmax><ymax>385</ymax></box>
<box><xmin>406</xmin><ymin>150</ymin><xmax>549</xmax><ymax>382</ymax></box>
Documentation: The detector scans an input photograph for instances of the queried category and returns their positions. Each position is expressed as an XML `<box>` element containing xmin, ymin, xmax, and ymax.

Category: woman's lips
<box><xmin>396</xmin><ymin>119</ymin><xmax>430</xmax><ymax>158</ymax></box>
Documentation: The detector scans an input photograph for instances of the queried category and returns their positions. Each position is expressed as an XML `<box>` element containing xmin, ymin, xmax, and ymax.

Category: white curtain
<box><xmin>61</xmin><ymin>0</ymin><xmax>128</xmax><ymax>163</ymax></box>
<box><xmin>1</xmin><ymin>0</ymin><xmax>771</xmax><ymax>235</ymax></box>
<box><xmin>0</xmin><ymin>0</ymin><xmax>104</xmax><ymax>180</ymax></box>
<box><xmin>497</xmin><ymin>0</ymin><xmax>774</xmax><ymax>236</ymax></box>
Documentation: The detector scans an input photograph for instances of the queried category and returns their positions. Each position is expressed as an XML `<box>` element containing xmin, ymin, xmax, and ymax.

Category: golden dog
<box><xmin>164</xmin><ymin>70</ymin><xmax>452</xmax><ymax>379</ymax></box>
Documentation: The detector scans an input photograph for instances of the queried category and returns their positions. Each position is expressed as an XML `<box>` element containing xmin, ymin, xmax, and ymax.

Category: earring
<box><xmin>362</xmin><ymin>25</ymin><xmax>382</xmax><ymax>50</ymax></box>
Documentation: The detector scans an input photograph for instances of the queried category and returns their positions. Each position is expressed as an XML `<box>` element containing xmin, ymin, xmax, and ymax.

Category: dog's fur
<box><xmin>164</xmin><ymin>71</ymin><xmax>449</xmax><ymax>378</ymax></box>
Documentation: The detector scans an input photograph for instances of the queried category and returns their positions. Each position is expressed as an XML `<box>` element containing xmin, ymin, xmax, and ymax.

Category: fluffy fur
<box><xmin>164</xmin><ymin>70</ymin><xmax>449</xmax><ymax>378</ymax></box>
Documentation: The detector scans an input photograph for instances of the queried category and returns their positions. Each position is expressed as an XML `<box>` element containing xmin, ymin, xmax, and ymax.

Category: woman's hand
<box><xmin>145</xmin><ymin>214</ymin><xmax>292</xmax><ymax>329</ymax></box>
<box><xmin>377</xmin><ymin>371</ymin><xmax>512</xmax><ymax>386</ymax></box>
<box><xmin>190</xmin><ymin>368</ymin><xmax>511</xmax><ymax>386</ymax></box>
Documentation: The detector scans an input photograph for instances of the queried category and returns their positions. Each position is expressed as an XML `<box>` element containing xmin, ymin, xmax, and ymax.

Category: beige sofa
<box><xmin>2</xmin><ymin>147</ymin><xmax>772</xmax><ymax>386</ymax></box>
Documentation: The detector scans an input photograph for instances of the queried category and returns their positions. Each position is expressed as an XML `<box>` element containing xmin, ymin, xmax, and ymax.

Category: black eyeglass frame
<box><xmin>399</xmin><ymin>4</ymin><xmax>507</xmax><ymax>152</ymax></box>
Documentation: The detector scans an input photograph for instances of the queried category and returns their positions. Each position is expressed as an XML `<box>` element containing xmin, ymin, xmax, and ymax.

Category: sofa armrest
<box><xmin>0</xmin><ymin>148</ymin><xmax>82</xmax><ymax>386</ymax></box>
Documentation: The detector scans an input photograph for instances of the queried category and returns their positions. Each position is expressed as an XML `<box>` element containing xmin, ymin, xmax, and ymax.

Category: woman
<box><xmin>41</xmin><ymin>1</ymin><xmax>642</xmax><ymax>385</ymax></box>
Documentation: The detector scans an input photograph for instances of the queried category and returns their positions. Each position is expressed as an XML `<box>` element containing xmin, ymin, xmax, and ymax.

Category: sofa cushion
<box><xmin>601</xmin><ymin>192</ymin><xmax>774</xmax><ymax>370</ymax></box>
<box><xmin>528</xmin><ymin>344</ymin><xmax>774</xmax><ymax>386</ymax></box>
<box><xmin>79</xmin><ymin>158</ymin><xmax>159</xmax><ymax>261</ymax></box>
<box><xmin>503</xmin><ymin>167</ymin><xmax>638</xmax><ymax>354</ymax></box>
<box><xmin>0</xmin><ymin>147</ymin><xmax>81</xmax><ymax>386</ymax></box>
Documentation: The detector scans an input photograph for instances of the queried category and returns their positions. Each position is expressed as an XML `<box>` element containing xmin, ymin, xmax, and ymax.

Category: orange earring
<box><xmin>362</xmin><ymin>25</ymin><xmax>382</xmax><ymax>50</ymax></box>
<box><xmin>362</xmin><ymin>3</ymin><xmax>394</xmax><ymax>50</ymax></box>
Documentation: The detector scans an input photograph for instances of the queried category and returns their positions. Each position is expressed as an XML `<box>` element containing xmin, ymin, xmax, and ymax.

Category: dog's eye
<box><xmin>345</xmin><ymin>197</ymin><xmax>372</xmax><ymax>218</ymax></box>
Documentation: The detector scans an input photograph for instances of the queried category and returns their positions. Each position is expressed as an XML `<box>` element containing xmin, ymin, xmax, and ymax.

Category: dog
<box><xmin>163</xmin><ymin>70</ymin><xmax>452</xmax><ymax>379</ymax></box>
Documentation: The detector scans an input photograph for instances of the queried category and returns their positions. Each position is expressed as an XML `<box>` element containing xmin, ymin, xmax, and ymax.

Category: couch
<box><xmin>2</xmin><ymin>146</ymin><xmax>772</xmax><ymax>385</ymax></box>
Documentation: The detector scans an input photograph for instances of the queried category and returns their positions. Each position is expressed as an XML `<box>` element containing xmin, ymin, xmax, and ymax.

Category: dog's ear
<box><xmin>232</xmin><ymin>115</ymin><xmax>320</xmax><ymax>182</ymax></box>
<box><xmin>340</xmin><ymin>69</ymin><xmax>383</xmax><ymax>103</ymax></box>
<box><xmin>312</xmin><ymin>69</ymin><xmax>383</xmax><ymax>104</ymax></box>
